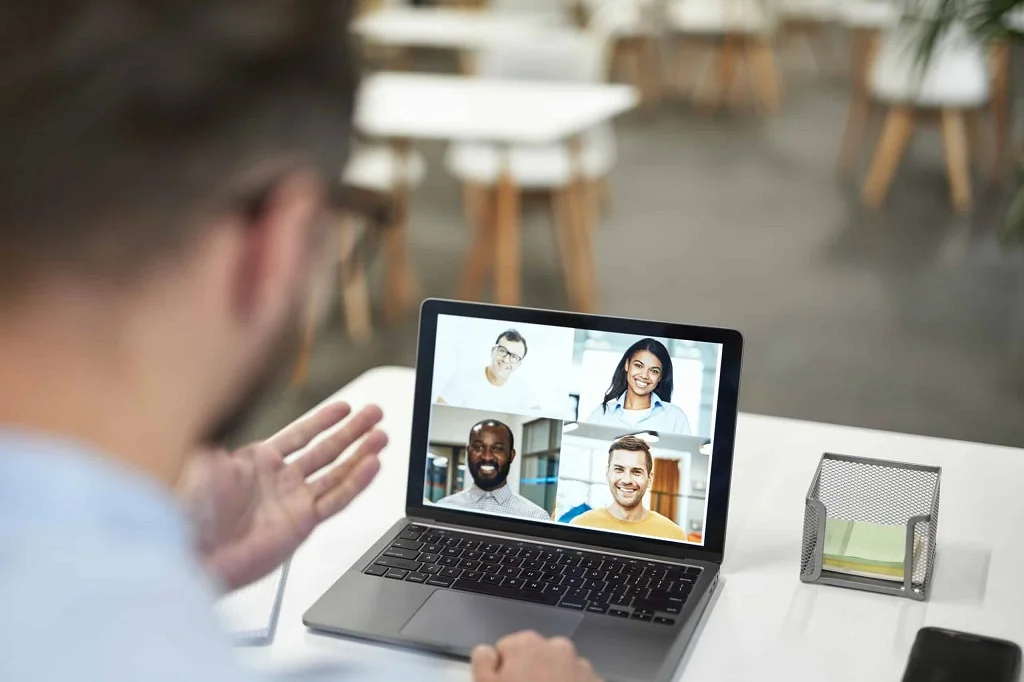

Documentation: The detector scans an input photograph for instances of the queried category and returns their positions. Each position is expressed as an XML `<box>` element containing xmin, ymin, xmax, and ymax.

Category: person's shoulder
<box><xmin>647</xmin><ymin>511</ymin><xmax>687</xmax><ymax>538</ymax></box>
<box><xmin>569</xmin><ymin>508</ymin><xmax>604</xmax><ymax>525</ymax></box>
<box><xmin>516</xmin><ymin>495</ymin><xmax>551</xmax><ymax>519</ymax></box>
<box><xmin>660</xmin><ymin>402</ymin><xmax>691</xmax><ymax>427</ymax></box>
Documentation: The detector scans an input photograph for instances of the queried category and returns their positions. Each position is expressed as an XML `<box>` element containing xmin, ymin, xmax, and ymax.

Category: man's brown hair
<box><xmin>607</xmin><ymin>435</ymin><xmax>653</xmax><ymax>475</ymax></box>
<box><xmin>0</xmin><ymin>0</ymin><xmax>358</xmax><ymax>295</ymax></box>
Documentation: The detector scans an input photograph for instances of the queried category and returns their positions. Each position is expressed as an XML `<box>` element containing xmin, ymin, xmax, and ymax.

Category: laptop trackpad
<box><xmin>400</xmin><ymin>591</ymin><xmax>583</xmax><ymax>651</ymax></box>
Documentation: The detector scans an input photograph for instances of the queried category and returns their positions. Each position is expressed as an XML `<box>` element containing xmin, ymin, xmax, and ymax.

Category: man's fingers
<box><xmin>470</xmin><ymin>645</ymin><xmax>500</xmax><ymax>682</ymax></box>
<box><xmin>308</xmin><ymin>428</ymin><xmax>387</xmax><ymax>499</ymax></box>
<box><xmin>263</xmin><ymin>401</ymin><xmax>351</xmax><ymax>457</ymax></box>
<box><xmin>313</xmin><ymin>450</ymin><xmax>383</xmax><ymax>520</ymax></box>
<box><xmin>292</xmin><ymin>404</ymin><xmax>383</xmax><ymax>478</ymax></box>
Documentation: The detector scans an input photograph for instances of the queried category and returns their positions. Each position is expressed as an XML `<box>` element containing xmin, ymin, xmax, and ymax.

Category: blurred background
<box><xmin>242</xmin><ymin>0</ymin><xmax>1024</xmax><ymax>451</ymax></box>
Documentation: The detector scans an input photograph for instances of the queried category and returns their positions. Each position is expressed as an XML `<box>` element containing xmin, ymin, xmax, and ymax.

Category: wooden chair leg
<box><xmin>671</xmin><ymin>37</ymin><xmax>701</xmax><ymax>95</ymax></box>
<box><xmin>457</xmin><ymin>182</ymin><xmax>496</xmax><ymax>301</ymax></box>
<box><xmin>989</xmin><ymin>42</ymin><xmax>1011</xmax><ymax>183</ymax></box>
<box><xmin>640</xmin><ymin>35</ymin><xmax>663</xmax><ymax>106</ymax></box>
<box><xmin>965</xmin><ymin>109</ymin><xmax>983</xmax><ymax>171</ymax></box>
<box><xmin>862</xmin><ymin>106</ymin><xmax>915</xmax><ymax>209</ymax></box>
<box><xmin>716</xmin><ymin>38</ymin><xmax>739</xmax><ymax>110</ymax></box>
<box><xmin>290</xmin><ymin>264</ymin><xmax>324</xmax><ymax>388</ymax></box>
<box><xmin>694</xmin><ymin>43</ymin><xmax>723</xmax><ymax>114</ymax></box>
<box><xmin>940</xmin><ymin>109</ymin><xmax>973</xmax><ymax>213</ymax></box>
<box><xmin>747</xmin><ymin>38</ymin><xmax>782</xmax><ymax>115</ymax></box>
<box><xmin>493</xmin><ymin>166</ymin><xmax>522</xmax><ymax>306</ymax></box>
<box><xmin>550</xmin><ymin>188</ymin><xmax>580</xmax><ymax>307</ymax></box>
<box><xmin>338</xmin><ymin>215</ymin><xmax>372</xmax><ymax>343</ymax></box>
<box><xmin>382</xmin><ymin>139</ymin><xmax>419</xmax><ymax>322</ymax></box>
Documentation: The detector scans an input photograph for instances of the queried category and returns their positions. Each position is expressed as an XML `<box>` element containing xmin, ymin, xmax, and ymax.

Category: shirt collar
<box><xmin>0</xmin><ymin>428</ymin><xmax>190</xmax><ymax>546</ymax></box>
<box><xmin>468</xmin><ymin>483</ymin><xmax>513</xmax><ymax>504</ymax></box>
<box><xmin>611</xmin><ymin>392</ymin><xmax>665</xmax><ymax>411</ymax></box>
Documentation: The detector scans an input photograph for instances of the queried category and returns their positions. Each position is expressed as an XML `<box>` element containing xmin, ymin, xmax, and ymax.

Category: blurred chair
<box><xmin>776</xmin><ymin>0</ymin><xmax>842</xmax><ymax>73</ymax></box>
<box><xmin>988</xmin><ymin>7</ymin><xmax>1022</xmax><ymax>181</ymax></box>
<box><xmin>836</xmin><ymin>0</ymin><xmax>899</xmax><ymax>171</ymax></box>
<box><xmin>582</xmin><ymin>0</ymin><xmax>663</xmax><ymax>107</ymax></box>
<box><xmin>664</xmin><ymin>0</ymin><xmax>783</xmax><ymax>114</ymax></box>
<box><xmin>861</xmin><ymin>24</ymin><xmax>990</xmax><ymax>213</ymax></box>
<box><xmin>291</xmin><ymin>144</ymin><xmax>426</xmax><ymax>387</ymax></box>
<box><xmin>488</xmin><ymin>0</ymin><xmax>572</xmax><ymax>24</ymax></box>
<box><xmin>443</xmin><ymin>33</ymin><xmax>617</xmax><ymax>304</ymax></box>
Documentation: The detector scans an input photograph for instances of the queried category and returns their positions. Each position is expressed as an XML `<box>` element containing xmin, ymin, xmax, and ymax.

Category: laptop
<box><xmin>304</xmin><ymin>299</ymin><xmax>743</xmax><ymax>682</ymax></box>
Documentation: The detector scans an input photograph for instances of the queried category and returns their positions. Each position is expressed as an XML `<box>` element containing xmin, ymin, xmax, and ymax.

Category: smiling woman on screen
<box><xmin>584</xmin><ymin>338</ymin><xmax>691</xmax><ymax>435</ymax></box>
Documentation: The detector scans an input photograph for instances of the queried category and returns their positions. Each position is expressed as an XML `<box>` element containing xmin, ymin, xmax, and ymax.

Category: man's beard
<box><xmin>202</xmin><ymin>304</ymin><xmax>304</xmax><ymax>448</ymax></box>
<box><xmin>469</xmin><ymin>458</ymin><xmax>512</xmax><ymax>491</ymax></box>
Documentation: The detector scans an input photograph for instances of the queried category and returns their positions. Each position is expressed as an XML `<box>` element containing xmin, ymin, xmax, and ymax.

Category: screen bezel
<box><xmin>406</xmin><ymin>298</ymin><xmax>744</xmax><ymax>564</ymax></box>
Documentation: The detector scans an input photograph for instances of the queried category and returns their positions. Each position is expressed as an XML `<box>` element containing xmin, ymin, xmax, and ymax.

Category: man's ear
<box><xmin>508</xmin><ymin>448</ymin><xmax>516</xmax><ymax>463</ymax></box>
<box><xmin>232</xmin><ymin>171</ymin><xmax>323</xmax><ymax>324</ymax></box>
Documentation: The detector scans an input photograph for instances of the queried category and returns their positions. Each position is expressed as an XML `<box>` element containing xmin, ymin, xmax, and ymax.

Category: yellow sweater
<box><xmin>570</xmin><ymin>507</ymin><xmax>687</xmax><ymax>541</ymax></box>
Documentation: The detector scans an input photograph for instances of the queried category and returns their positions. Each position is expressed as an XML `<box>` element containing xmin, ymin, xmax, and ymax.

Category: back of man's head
<box><xmin>0</xmin><ymin>1</ymin><xmax>360</xmax><ymax>465</ymax></box>
<box><xmin>0</xmin><ymin>0</ymin><xmax>356</xmax><ymax>296</ymax></box>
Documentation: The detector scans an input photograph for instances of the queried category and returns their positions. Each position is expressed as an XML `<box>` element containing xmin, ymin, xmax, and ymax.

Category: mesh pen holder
<box><xmin>800</xmin><ymin>453</ymin><xmax>941</xmax><ymax>601</ymax></box>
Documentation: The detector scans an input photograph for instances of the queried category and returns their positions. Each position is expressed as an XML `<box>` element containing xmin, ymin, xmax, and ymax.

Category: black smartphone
<box><xmin>902</xmin><ymin>627</ymin><xmax>1022</xmax><ymax>682</ymax></box>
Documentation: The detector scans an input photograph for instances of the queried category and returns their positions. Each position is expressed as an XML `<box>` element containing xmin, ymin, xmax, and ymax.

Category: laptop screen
<box><xmin>422</xmin><ymin>312</ymin><xmax>724</xmax><ymax>547</ymax></box>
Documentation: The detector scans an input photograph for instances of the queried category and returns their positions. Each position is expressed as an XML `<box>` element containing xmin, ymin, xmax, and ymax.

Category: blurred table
<box><xmin>239</xmin><ymin>366</ymin><xmax>1024</xmax><ymax>681</ymax></box>
<box><xmin>355</xmin><ymin>72</ymin><xmax>637</xmax><ymax>311</ymax></box>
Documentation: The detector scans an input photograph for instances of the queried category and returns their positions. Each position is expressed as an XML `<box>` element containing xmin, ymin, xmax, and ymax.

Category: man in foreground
<box><xmin>0</xmin><ymin>2</ymin><xmax>597</xmax><ymax>680</ymax></box>
<box><xmin>571</xmin><ymin>436</ymin><xmax>687</xmax><ymax>541</ymax></box>
<box><xmin>436</xmin><ymin>420</ymin><xmax>550</xmax><ymax>521</ymax></box>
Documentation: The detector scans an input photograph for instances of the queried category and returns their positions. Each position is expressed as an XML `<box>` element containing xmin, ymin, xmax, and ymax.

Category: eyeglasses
<box><xmin>492</xmin><ymin>345</ymin><xmax>524</xmax><ymax>366</ymax></box>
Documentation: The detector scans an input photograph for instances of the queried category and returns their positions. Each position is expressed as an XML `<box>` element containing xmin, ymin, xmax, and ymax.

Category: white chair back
<box><xmin>476</xmin><ymin>30</ymin><xmax>607</xmax><ymax>84</ymax></box>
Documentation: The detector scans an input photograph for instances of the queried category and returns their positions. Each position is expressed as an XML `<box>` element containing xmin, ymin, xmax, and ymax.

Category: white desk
<box><xmin>239</xmin><ymin>366</ymin><xmax>1024</xmax><ymax>680</ymax></box>
<box><xmin>355</xmin><ymin>72</ymin><xmax>638</xmax><ymax>313</ymax></box>
<box><xmin>352</xmin><ymin>8</ymin><xmax>550</xmax><ymax>52</ymax></box>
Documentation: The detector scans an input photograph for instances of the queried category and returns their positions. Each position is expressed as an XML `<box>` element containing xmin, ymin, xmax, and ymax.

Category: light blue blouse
<box><xmin>584</xmin><ymin>393</ymin><xmax>692</xmax><ymax>435</ymax></box>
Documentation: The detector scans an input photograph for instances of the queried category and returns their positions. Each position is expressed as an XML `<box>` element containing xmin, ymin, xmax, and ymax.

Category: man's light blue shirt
<box><xmin>0</xmin><ymin>431</ymin><xmax>417</xmax><ymax>682</ymax></box>
<box><xmin>583</xmin><ymin>393</ymin><xmax>692</xmax><ymax>435</ymax></box>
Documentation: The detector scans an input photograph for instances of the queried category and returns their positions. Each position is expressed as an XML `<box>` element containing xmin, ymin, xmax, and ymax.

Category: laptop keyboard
<box><xmin>362</xmin><ymin>524</ymin><xmax>702</xmax><ymax>626</ymax></box>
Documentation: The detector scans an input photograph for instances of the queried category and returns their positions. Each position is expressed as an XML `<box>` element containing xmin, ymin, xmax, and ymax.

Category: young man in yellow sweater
<box><xmin>570</xmin><ymin>436</ymin><xmax>686</xmax><ymax>541</ymax></box>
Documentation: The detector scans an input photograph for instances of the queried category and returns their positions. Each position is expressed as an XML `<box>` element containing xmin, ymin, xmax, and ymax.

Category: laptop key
<box><xmin>452</xmin><ymin>578</ymin><xmax>560</xmax><ymax>606</ymax></box>
<box><xmin>586</xmin><ymin>603</ymin><xmax>609</xmax><ymax>614</ymax></box>
<box><xmin>499</xmin><ymin>566</ymin><xmax>521</xmax><ymax>578</ymax></box>
<box><xmin>426</xmin><ymin>577</ymin><xmax>454</xmax><ymax>588</ymax></box>
<box><xmin>567</xmin><ymin>588</ymin><xmax>590</xmax><ymax>600</ymax></box>
<box><xmin>563</xmin><ymin>566</ymin><xmax>586</xmax><ymax>578</ymax></box>
<box><xmin>500</xmin><ymin>556</ymin><xmax>524</xmax><ymax>567</ymax></box>
<box><xmin>462</xmin><ymin>570</ymin><xmax>483</xmax><ymax>582</ymax></box>
<box><xmin>422</xmin><ymin>534</ymin><xmax>441</xmax><ymax>544</ymax></box>
<box><xmin>422</xmin><ymin>564</ymin><xmax>443</xmax><ymax>575</ymax></box>
<box><xmin>441</xmin><ymin>548</ymin><xmax>462</xmax><ymax>557</ymax></box>
<box><xmin>631</xmin><ymin>613</ymin><xmax>654</xmax><ymax>622</ymax></box>
<box><xmin>364</xmin><ymin>565</ymin><xmax>388</xmax><ymax>577</ymax></box>
<box><xmin>545</xmin><ymin>584</ymin><xmax>567</xmax><ymax>597</ymax></box>
<box><xmin>385</xmin><ymin>569</ymin><xmax>408</xmax><ymax>580</ymax></box>
<box><xmin>462</xmin><ymin>550</ymin><xmax>482</xmax><ymax>560</ymax></box>
<box><xmin>482</xmin><ymin>574</ymin><xmax>504</xmax><ymax>585</ymax></box>
<box><xmin>442</xmin><ymin>537</ymin><xmax>461</xmax><ymax>548</ymax></box>
<box><xmin>461</xmin><ymin>540</ymin><xmax>482</xmax><ymax>551</ymax></box>
<box><xmin>480</xmin><ymin>562</ymin><xmax>500</xmax><ymax>574</ymax></box>
<box><xmin>482</xmin><ymin>553</ymin><xmax>502</xmax><ymax>564</ymax></box>
<box><xmin>522</xmin><ymin>570</ymin><xmax>543</xmax><ymax>581</ymax></box>
<box><xmin>504</xmin><ymin>578</ymin><xmax>525</xmax><ymax>589</ymax></box>
<box><xmin>438</xmin><ymin>557</ymin><xmax>460</xmax><ymax>567</ymax></box>
<box><xmin>398</xmin><ymin>530</ymin><xmax>423</xmax><ymax>541</ymax></box>
<box><xmin>524</xmin><ymin>581</ymin><xmax>544</xmax><ymax>591</ymax></box>
<box><xmin>610</xmin><ymin>594</ymin><xmax>634</xmax><ymax>608</ymax></box>
<box><xmin>591</xmin><ymin>592</ymin><xmax>613</xmax><ymax>604</ymax></box>
<box><xmin>374</xmin><ymin>556</ymin><xmax>421</xmax><ymax>572</ymax></box>
<box><xmin>522</xmin><ymin>560</ymin><xmax>544</xmax><ymax>571</ymax></box>
<box><xmin>559</xmin><ymin>598</ymin><xmax>587</xmax><ymax>611</ymax></box>
<box><xmin>602</xmin><ymin>562</ymin><xmax>624</xmax><ymax>575</ymax></box>
<box><xmin>418</xmin><ymin>553</ymin><xmax>440</xmax><ymax>564</ymax></box>
<box><xmin>585</xmin><ymin>580</ymin><xmax>608</xmax><ymax>593</ymax></box>
<box><xmin>404</xmin><ymin>572</ymin><xmax>428</xmax><ymax>583</ymax></box>
<box><xmin>383</xmin><ymin>548</ymin><xmax>419</xmax><ymax>561</ymax></box>
<box><xmin>540</xmin><ymin>572</ymin><xmax>562</xmax><ymax>584</ymax></box>
<box><xmin>608</xmin><ymin>608</ymin><xmax>630</xmax><ymax>618</ymax></box>
<box><xmin>644</xmin><ymin>568</ymin><xmax>668</xmax><ymax>581</ymax></box>
<box><xmin>519</xmin><ymin>550</ymin><xmax>540</xmax><ymax>560</ymax></box>
<box><xmin>585</xmin><ymin>569</ymin><xmax>607</xmax><ymax>581</ymax></box>
<box><xmin>440</xmin><ymin>568</ymin><xmax>463</xmax><ymax>579</ymax></box>
<box><xmin>654</xmin><ymin>617</ymin><xmax>676</xmax><ymax>626</ymax></box>
<box><xmin>684</xmin><ymin>566</ymin><xmax>702</xmax><ymax>575</ymax></box>
<box><xmin>563</xmin><ymin>577</ymin><xmax>585</xmax><ymax>588</ymax></box>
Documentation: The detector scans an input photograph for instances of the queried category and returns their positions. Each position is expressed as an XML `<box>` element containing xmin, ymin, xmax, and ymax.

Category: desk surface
<box><xmin>356</xmin><ymin>72</ymin><xmax>638</xmax><ymax>144</ymax></box>
<box><xmin>352</xmin><ymin>8</ymin><xmax>551</xmax><ymax>50</ymax></box>
<box><xmin>239</xmin><ymin>366</ymin><xmax>1024</xmax><ymax>681</ymax></box>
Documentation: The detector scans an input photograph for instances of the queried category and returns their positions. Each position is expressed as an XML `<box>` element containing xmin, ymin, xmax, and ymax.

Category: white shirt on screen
<box><xmin>437</xmin><ymin>367</ymin><xmax>538</xmax><ymax>413</ymax></box>
<box><xmin>620</xmin><ymin>407</ymin><xmax>652</xmax><ymax>427</ymax></box>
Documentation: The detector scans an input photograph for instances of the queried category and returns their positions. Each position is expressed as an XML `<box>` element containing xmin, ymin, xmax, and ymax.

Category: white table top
<box><xmin>238</xmin><ymin>366</ymin><xmax>1024</xmax><ymax>681</ymax></box>
<box><xmin>356</xmin><ymin>72</ymin><xmax>638</xmax><ymax>144</ymax></box>
<box><xmin>352</xmin><ymin>8</ymin><xmax>551</xmax><ymax>51</ymax></box>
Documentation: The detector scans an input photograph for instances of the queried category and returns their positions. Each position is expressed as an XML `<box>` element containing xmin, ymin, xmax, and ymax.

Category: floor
<box><xmin>240</xmin><ymin>47</ymin><xmax>1024</xmax><ymax>453</ymax></box>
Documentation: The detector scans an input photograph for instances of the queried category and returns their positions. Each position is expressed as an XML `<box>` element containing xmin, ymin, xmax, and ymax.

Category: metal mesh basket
<box><xmin>800</xmin><ymin>453</ymin><xmax>941</xmax><ymax>601</ymax></box>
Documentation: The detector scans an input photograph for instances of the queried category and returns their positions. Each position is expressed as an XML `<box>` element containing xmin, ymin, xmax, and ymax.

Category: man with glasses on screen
<box><xmin>436</xmin><ymin>420</ymin><xmax>550</xmax><ymax>521</ymax></box>
<box><xmin>436</xmin><ymin>330</ymin><xmax>540</xmax><ymax>414</ymax></box>
<box><xmin>570</xmin><ymin>436</ymin><xmax>686</xmax><ymax>541</ymax></box>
